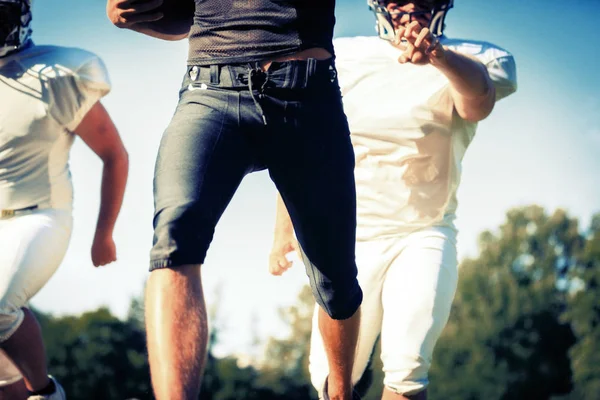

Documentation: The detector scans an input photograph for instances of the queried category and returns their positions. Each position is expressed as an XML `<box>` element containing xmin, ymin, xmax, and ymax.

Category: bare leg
<box><xmin>0</xmin><ymin>308</ymin><xmax>50</xmax><ymax>392</ymax></box>
<box><xmin>319</xmin><ymin>306</ymin><xmax>361</xmax><ymax>400</ymax></box>
<box><xmin>0</xmin><ymin>379</ymin><xmax>28</xmax><ymax>400</ymax></box>
<box><xmin>382</xmin><ymin>387</ymin><xmax>427</xmax><ymax>400</ymax></box>
<box><xmin>145</xmin><ymin>264</ymin><xmax>208</xmax><ymax>400</ymax></box>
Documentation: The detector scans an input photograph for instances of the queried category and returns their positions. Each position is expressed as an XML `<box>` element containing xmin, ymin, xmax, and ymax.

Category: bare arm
<box><xmin>269</xmin><ymin>193</ymin><xmax>300</xmax><ymax>276</ymax></box>
<box><xmin>399</xmin><ymin>22</ymin><xmax>496</xmax><ymax>122</ymax></box>
<box><xmin>74</xmin><ymin>102</ymin><xmax>129</xmax><ymax>267</ymax></box>
<box><xmin>106</xmin><ymin>0</ymin><xmax>194</xmax><ymax>41</ymax></box>
<box><xmin>431</xmin><ymin>49</ymin><xmax>495</xmax><ymax>122</ymax></box>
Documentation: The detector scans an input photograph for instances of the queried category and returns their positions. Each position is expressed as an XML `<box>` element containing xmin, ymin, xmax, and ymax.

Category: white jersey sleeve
<box><xmin>487</xmin><ymin>54</ymin><xmax>517</xmax><ymax>101</ymax></box>
<box><xmin>443</xmin><ymin>38</ymin><xmax>517</xmax><ymax>101</ymax></box>
<box><xmin>44</xmin><ymin>48</ymin><xmax>111</xmax><ymax>131</ymax></box>
<box><xmin>0</xmin><ymin>45</ymin><xmax>111</xmax><ymax>211</ymax></box>
<box><xmin>330</xmin><ymin>36</ymin><xmax>518</xmax><ymax>240</ymax></box>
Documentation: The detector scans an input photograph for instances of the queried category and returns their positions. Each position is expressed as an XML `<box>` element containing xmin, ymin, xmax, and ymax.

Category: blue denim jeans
<box><xmin>151</xmin><ymin>58</ymin><xmax>362</xmax><ymax>319</ymax></box>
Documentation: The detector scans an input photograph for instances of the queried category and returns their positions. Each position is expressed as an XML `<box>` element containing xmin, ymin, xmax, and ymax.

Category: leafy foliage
<box><xmin>31</xmin><ymin>206</ymin><xmax>600</xmax><ymax>399</ymax></box>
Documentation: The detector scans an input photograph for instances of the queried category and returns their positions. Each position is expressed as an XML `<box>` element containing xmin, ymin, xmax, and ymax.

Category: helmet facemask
<box><xmin>367</xmin><ymin>0</ymin><xmax>453</xmax><ymax>42</ymax></box>
<box><xmin>0</xmin><ymin>0</ymin><xmax>32</xmax><ymax>58</ymax></box>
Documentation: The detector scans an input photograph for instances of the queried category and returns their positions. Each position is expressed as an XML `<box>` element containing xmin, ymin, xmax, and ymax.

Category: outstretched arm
<box><xmin>107</xmin><ymin>0</ymin><xmax>194</xmax><ymax>41</ymax></box>
<box><xmin>429</xmin><ymin>49</ymin><xmax>495</xmax><ymax>123</ymax></box>
<box><xmin>74</xmin><ymin>102</ymin><xmax>129</xmax><ymax>267</ymax></box>
<box><xmin>398</xmin><ymin>22</ymin><xmax>496</xmax><ymax>122</ymax></box>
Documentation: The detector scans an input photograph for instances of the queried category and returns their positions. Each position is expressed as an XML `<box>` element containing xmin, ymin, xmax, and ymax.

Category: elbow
<box><xmin>458</xmin><ymin>87</ymin><xmax>497</xmax><ymax>123</ymax></box>
<box><xmin>103</xmin><ymin>147</ymin><xmax>129</xmax><ymax>171</ymax></box>
<box><xmin>117</xmin><ymin>149</ymin><xmax>129</xmax><ymax>171</ymax></box>
<box><xmin>460</xmin><ymin>105</ymin><xmax>494</xmax><ymax>123</ymax></box>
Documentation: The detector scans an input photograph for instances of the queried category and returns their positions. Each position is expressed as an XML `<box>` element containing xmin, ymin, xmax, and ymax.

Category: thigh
<box><xmin>0</xmin><ymin>210</ymin><xmax>72</xmax><ymax>310</ymax></box>
<box><xmin>151</xmin><ymin>87</ymin><xmax>255</xmax><ymax>269</ymax></box>
<box><xmin>266</xmin><ymin>86</ymin><xmax>359</xmax><ymax>318</ymax></box>
<box><xmin>380</xmin><ymin>227</ymin><xmax>459</xmax><ymax>394</ymax></box>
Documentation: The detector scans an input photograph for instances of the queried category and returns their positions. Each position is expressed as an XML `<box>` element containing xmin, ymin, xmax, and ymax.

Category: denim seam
<box><xmin>305</xmin><ymin>249</ymin><xmax>331</xmax><ymax>317</ymax></box>
<box><xmin>194</xmin><ymin>92</ymin><xmax>230</xmax><ymax>215</ymax></box>
<box><xmin>152</xmin><ymin>88</ymin><xmax>229</xmax><ymax>271</ymax></box>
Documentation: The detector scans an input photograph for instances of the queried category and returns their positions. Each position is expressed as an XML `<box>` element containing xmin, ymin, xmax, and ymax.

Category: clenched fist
<box><xmin>91</xmin><ymin>231</ymin><xmax>117</xmax><ymax>267</ymax></box>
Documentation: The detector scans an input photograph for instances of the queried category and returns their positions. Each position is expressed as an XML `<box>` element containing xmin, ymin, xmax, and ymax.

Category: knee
<box><xmin>301</xmin><ymin>248</ymin><xmax>363</xmax><ymax>320</ymax></box>
<box><xmin>0</xmin><ymin>302</ymin><xmax>24</xmax><ymax>343</ymax></box>
<box><xmin>151</xmin><ymin>203</ymin><xmax>212</xmax><ymax>269</ymax></box>
<box><xmin>309</xmin><ymin>278</ymin><xmax>362</xmax><ymax>320</ymax></box>
<box><xmin>384</xmin><ymin>363</ymin><xmax>430</xmax><ymax>397</ymax></box>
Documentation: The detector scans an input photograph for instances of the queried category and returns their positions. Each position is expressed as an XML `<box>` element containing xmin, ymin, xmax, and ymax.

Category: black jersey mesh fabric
<box><xmin>188</xmin><ymin>0</ymin><xmax>336</xmax><ymax>65</ymax></box>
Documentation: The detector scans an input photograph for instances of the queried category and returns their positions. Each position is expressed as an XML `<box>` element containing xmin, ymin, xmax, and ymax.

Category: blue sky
<box><xmin>29</xmin><ymin>0</ymin><xmax>600</xmax><ymax>356</ymax></box>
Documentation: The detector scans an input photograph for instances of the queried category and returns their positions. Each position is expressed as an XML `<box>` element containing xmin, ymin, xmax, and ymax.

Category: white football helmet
<box><xmin>367</xmin><ymin>0</ymin><xmax>453</xmax><ymax>41</ymax></box>
<box><xmin>0</xmin><ymin>0</ymin><xmax>32</xmax><ymax>57</ymax></box>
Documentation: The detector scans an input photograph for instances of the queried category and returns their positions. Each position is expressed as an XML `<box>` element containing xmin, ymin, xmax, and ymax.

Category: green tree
<box><xmin>37</xmin><ymin>306</ymin><xmax>152</xmax><ymax>400</ymax></box>
<box><xmin>198</xmin><ymin>284</ymin><xmax>283</xmax><ymax>400</ymax></box>
<box><xmin>563</xmin><ymin>213</ymin><xmax>600</xmax><ymax>399</ymax></box>
<box><xmin>30</xmin><ymin>206</ymin><xmax>599</xmax><ymax>399</ymax></box>
<box><xmin>259</xmin><ymin>285</ymin><xmax>318</xmax><ymax>399</ymax></box>
<box><xmin>429</xmin><ymin>206</ymin><xmax>580</xmax><ymax>400</ymax></box>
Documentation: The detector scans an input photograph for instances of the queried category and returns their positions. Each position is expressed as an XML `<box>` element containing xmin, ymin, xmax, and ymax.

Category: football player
<box><xmin>0</xmin><ymin>1</ymin><xmax>128</xmax><ymax>398</ymax></box>
<box><xmin>270</xmin><ymin>1</ymin><xmax>518</xmax><ymax>399</ymax></box>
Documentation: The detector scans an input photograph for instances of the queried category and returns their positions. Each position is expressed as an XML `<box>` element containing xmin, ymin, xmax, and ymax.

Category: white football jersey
<box><xmin>0</xmin><ymin>44</ymin><xmax>111</xmax><ymax>211</ymax></box>
<box><xmin>333</xmin><ymin>36</ymin><xmax>517</xmax><ymax>240</ymax></box>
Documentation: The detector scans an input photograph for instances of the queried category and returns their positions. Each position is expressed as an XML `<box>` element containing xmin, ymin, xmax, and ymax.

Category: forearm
<box><xmin>96</xmin><ymin>151</ymin><xmax>129</xmax><ymax>235</ymax></box>
<box><xmin>433</xmin><ymin>48</ymin><xmax>496</xmax><ymax>122</ymax></box>
<box><xmin>107</xmin><ymin>0</ymin><xmax>193</xmax><ymax>41</ymax></box>
<box><xmin>274</xmin><ymin>193</ymin><xmax>294</xmax><ymax>240</ymax></box>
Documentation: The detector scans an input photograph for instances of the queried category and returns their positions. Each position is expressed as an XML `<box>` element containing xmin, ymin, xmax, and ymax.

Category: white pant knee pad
<box><xmin>384</xmin><ymin>363</ymin><xmax>429</xmax><ymax>396</ymax></box>
<box><xmin>0</xmin><ymin>305</ymin><xmax>24</xmax><ymax>343</ymax></box>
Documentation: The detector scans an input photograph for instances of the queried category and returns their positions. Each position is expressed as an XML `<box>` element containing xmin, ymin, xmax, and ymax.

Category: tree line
<box><xmin>35</xmin><ymin>205</ymin><xmax>599</xmax><ymax>399</ymax></box>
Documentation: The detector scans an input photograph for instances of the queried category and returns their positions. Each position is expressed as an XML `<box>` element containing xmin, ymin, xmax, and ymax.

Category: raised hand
<box><xmin>395</xmin><ymin>21</ymin><xmax>445</xmax><ymax>65</ymax></box>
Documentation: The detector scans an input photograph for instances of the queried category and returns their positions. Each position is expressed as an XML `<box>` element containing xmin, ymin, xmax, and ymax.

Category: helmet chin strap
<box><xmin>429</xmin><ymin>4</ymin><xmax>452</xmax><ymax>37</ymax></box>
<box><xmin>374</xmin><ymin>11</ymin><xmax>396</xmax><ymax>41</ymax></box>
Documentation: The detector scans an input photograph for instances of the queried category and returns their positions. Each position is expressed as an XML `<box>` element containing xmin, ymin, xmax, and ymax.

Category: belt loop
<box><xmin>309</xmin><ymin>58</ymin><xmax>317</xmax><ymax>75</ymax></box>
<box><xmin>210</xmin><ymin>65</ymin><xmax>220</xmax><ymax>85</ymax></box>
<box><xmin>226</xmin><ymin>65</ymin><xmax>238</xmax><ymax>86</ymax></box>
<box><xmin>1</xmin><ymin>210</ymin><xmax>14</xmax><ymax>218</ymax></box>
<box><xmin>189</xmin><ymin>65</ymin><xmax>199</xmax><ymax>81</ymax></box>
<box><xmin>289</xmin><ymin>60</ymin><xmax>298</xmax><ymax>89</ymax></box>
<box><xmin>282</xmin><ymin>62</ymin><xmax>292</xmax><ymax>89</ymax></box>
<box><xmin>304</xmin><ymin>58</ymin><xmax>316</xmax><ymax>89</ymax></box>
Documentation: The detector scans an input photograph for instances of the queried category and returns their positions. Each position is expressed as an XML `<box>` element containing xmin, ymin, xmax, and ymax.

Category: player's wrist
<box><xmin>94</xmin><ymin>223</ymin><xmax>115</xmax><ymax>239</ymax></box>
<box><xmin>272</xmin><ymin>231</ymin><xmax>294</xmax><ymax>247</ymax></box>
<box><xmin>430</xmin><ymin>45</ymin><xmax>450</xmax><ymax>69</ymax></box>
